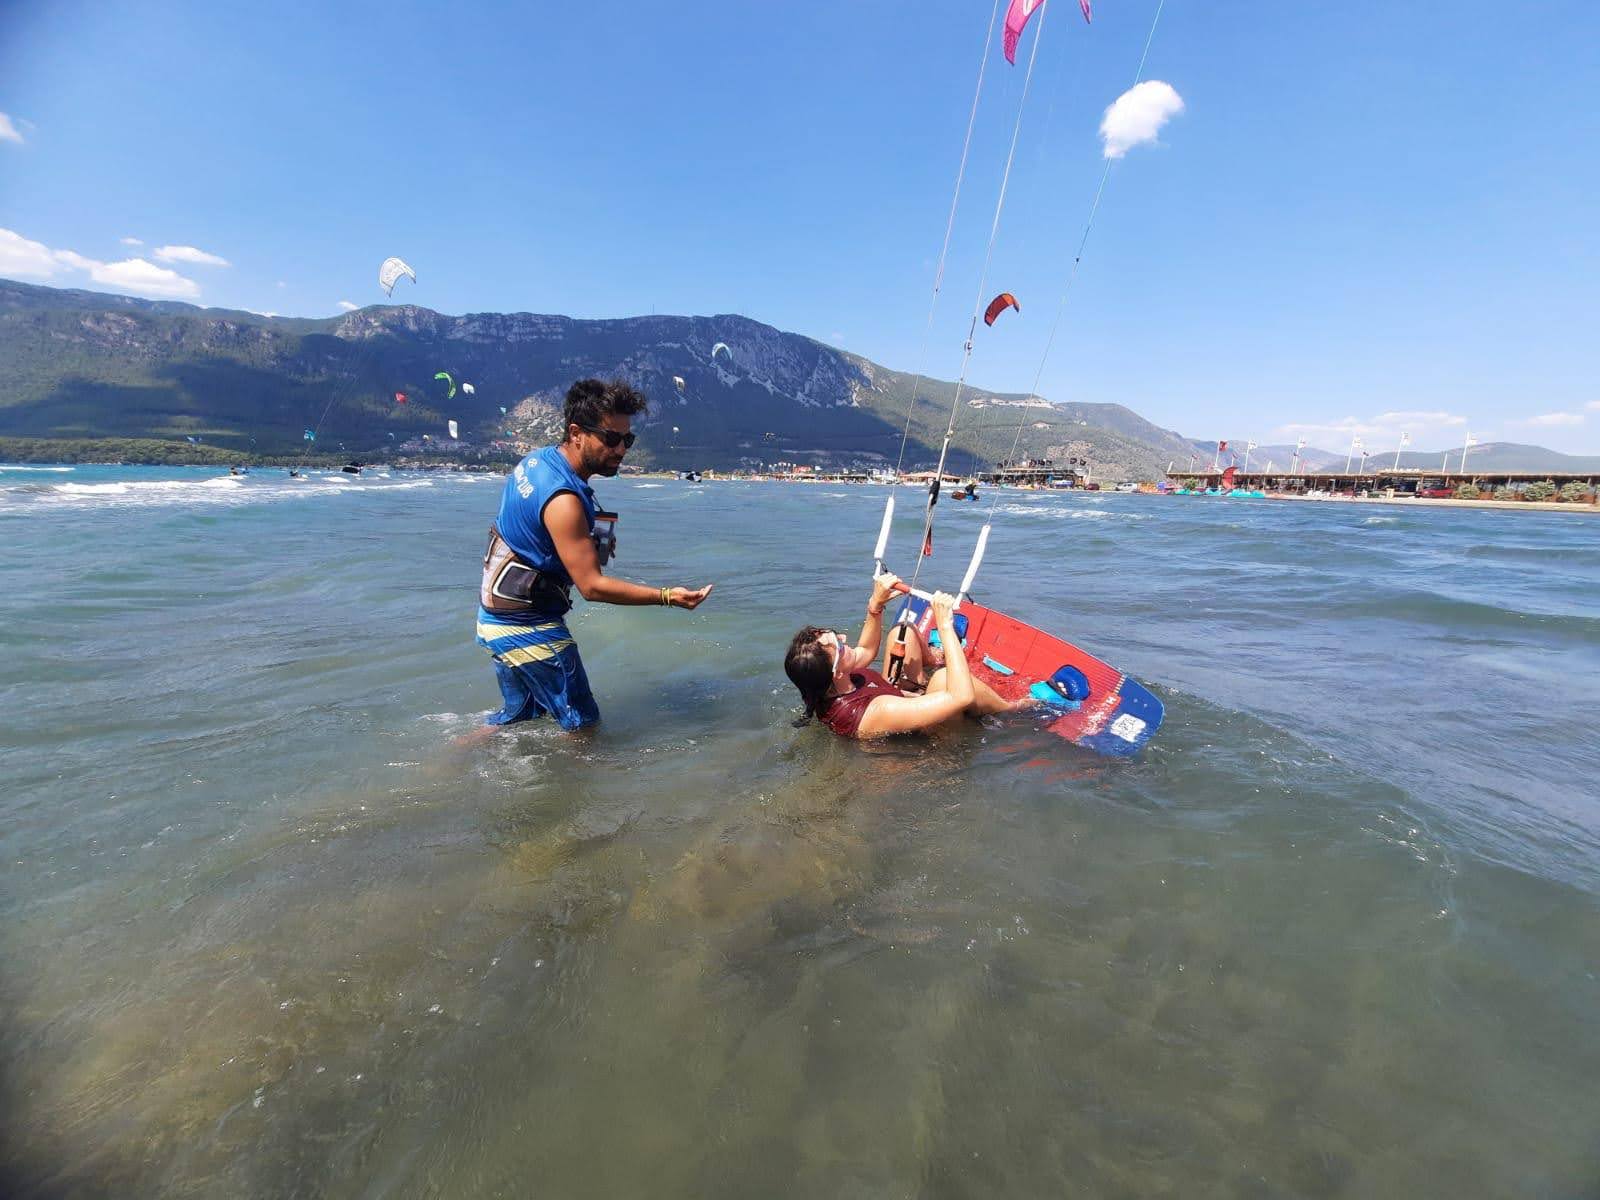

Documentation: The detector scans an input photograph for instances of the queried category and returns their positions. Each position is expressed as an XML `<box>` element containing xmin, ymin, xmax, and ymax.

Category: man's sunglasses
<box><xmin>578</xmin><ymin>424</ymin><xmax>636</xmax><ymax>450</ymax></box>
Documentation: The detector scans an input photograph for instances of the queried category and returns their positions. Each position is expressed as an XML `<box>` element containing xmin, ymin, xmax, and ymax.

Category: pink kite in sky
<box><xmin>1003</xmin><ymin>0</ymin><xmax>1092</xmax><ymax>66</ymax></box>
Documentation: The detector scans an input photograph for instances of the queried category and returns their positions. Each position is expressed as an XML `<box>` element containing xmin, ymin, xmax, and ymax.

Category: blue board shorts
<box><xmin>484</xmin><ymin>642</ymin><xmax>600</xmax><ymax>730</ymax></box>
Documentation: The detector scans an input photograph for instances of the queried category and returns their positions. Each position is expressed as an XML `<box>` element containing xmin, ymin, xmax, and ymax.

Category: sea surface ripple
<box><xmin>2</xmin><ymin>465</ymin><xmax>1597</xmax><ymax>1198</ymax></box>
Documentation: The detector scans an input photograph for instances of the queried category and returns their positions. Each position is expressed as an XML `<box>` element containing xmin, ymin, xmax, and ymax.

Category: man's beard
<box><xmin>586</xmin><ymin>449</ymin><xmax>621</xmax><ymax>477</ymax></box>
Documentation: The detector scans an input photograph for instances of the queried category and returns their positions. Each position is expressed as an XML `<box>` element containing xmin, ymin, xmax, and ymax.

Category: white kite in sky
<box><xmin>1100</xmin><ymin>80</ymin><xmax>1185</xmax><ymax>160</ymax></box>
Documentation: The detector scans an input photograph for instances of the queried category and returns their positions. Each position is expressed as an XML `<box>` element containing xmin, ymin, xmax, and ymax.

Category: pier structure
<box><xmin>1164</xmin><ymin>466</ymin><xmax>1598</xmax><ymax>497</ymax></box>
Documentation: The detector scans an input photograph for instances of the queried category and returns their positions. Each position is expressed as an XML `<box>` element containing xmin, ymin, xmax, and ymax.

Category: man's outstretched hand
<box><xmin>668</xmin><ymin>585</ymin><xmax>714</xmax><ymax>610</ymax></box>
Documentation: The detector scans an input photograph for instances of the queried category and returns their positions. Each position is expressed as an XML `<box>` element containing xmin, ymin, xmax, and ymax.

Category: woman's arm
<box><xmin>855</xmin><ymin>592</ymin><xmax>974</xmax><ymax>736</ymax></box>
<box><xmin>844</xmin><ymin>572</ymin><xmax>899</xmax><ymax>669</ymax></box>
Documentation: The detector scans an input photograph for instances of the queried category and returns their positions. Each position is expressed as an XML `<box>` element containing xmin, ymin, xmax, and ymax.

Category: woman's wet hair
<box><xmin>784</xmin><ymin>626</ymin><xmax>834</xmax><ymax>723</ymax></box>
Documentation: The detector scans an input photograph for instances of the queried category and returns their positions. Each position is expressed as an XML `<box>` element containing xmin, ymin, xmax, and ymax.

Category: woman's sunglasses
<box><xmin>579</xmin><ymin>424</ymin><xmax>637</xmax><ymax>450</ymax></box>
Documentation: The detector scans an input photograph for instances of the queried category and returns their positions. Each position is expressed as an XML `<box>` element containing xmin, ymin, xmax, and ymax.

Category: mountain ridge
<box><xmin>3</xmin><ymin>279</ymin><xmax>1592</xmax><ymax>476</ymax></box>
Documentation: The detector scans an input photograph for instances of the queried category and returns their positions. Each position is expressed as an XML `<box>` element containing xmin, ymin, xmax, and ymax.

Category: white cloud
<box><xmin>338</xmin><ymin>300</ymin><xmax>358</xmax><ymax>311</ymax></box>
<box><xmin>153</xmin><ymin>244</ymin><xmax>230</xmax><ymax>267</ymax></box>
<box><xmin>1586</xmin><ymin>400</ymin><xmax>1600</xmax><ymax>412</ymax></box>
<box><xmin>0</xmin><ymin>113</ymin><xmax>24</xmax><ymax>145</ymax></box>
<box><xmin>276</xmin><ymin>280</ymin><xmax>287</xmax><ymax>289</ymax></box>
<box><xmin>1275</xmin><ymin>410</ymin><xmax>1470</xmax><ymax>440</ymax></box>
<box><xmin>1512</xmin><ymin>411</ymin><xmax>1584</xmax><ymax>428</ymax></box>
<box><xmin>120</xmin><ymin>236</ymin><xmax>144</xmax><ymax>247</ymax></box>
<box><xmin>0</xmin><ymin>227</ymin><xmax>62</xmax><ymax>278</ymax></box>
<box><xmin>0</xmin><ymin>226</ymin><xmax>201</xmax><ymax>298</ymax></box>
<box><xmin>86</xmin><ymin>257</ymin><xmax>201</xmax><ymax>299</ymax></box>
<box><xmin>1100</xmin><ymin>80</ymin><xmax>1185</xmax><ymax>160</ymax></box>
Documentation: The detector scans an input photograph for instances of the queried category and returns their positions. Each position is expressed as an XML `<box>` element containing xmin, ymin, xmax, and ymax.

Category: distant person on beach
<box><xmin>783</xmin><ymin>574</ymin><xmax>1026</xmax><ymax>739</ymax></box>
<box><xmin>475</xmin><ymin>377</ymin><xmax>713</xmax><ymax>732</ymax></box>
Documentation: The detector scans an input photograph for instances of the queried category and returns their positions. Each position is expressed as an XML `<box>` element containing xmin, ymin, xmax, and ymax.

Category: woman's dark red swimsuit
<box><xmin>820</xmin><ymin>669</ymin><xmax>904</xmax><ymax>738</ymax></box>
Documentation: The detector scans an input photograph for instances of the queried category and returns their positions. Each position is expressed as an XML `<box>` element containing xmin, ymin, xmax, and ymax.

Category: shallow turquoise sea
<box><xmin>2</xmin><ymin>463</ymin><xmax>1598</xmax><ymax>1197</ymax></box>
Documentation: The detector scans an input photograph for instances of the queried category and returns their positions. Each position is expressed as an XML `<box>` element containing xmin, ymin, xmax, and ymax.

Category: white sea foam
<box><xmin>0</xmin><ymin>465</ymin><xmax>73</xmax><ymax>472</ymax></box>
<box><xmin>986</xmin><ymin>502</ymin><xmax>1146</xmax><ymax>521</ymax></box>
<box><xmin>0</xmin><ymin>470</ymin><xmax>455</xmax><ymax>514</ymax></box>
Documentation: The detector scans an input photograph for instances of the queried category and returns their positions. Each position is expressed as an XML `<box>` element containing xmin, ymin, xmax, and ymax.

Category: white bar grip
<box><xmin>957</xmin><ymin>523</ymin><xmax>991</xmax><ymax>599</ymax></box>
<box><xmin>873</xmin><ymin>495</ymin><xmax>896</xmax><ymax>564</ymax></box>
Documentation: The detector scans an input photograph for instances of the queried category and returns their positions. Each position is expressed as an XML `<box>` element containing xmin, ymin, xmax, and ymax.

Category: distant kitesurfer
<box><xmin>476</xmin><ymin>378</ymin><xmax>713</xmax><ymax>731</ymax></box>
<box><xmin>783</xmin><ymin>574</ymin><xmax>1025</xmax><ymax>739</ymax></box>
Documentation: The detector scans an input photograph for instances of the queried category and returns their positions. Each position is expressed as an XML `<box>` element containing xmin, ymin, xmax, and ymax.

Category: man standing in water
<box><xmin>476</xmin><ymin>377</ymin><xmax>713</xmax><ymax>731</ymax></box>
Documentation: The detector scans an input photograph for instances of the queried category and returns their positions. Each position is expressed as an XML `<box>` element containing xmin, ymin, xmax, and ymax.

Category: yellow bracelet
<box><xmin>660</xmin><ymin>586</ymin><xmax>671</xmax><ymax>607</ymax></box>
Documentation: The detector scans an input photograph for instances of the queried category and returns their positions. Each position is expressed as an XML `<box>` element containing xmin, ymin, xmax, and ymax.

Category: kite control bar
<box><xmin>880</xmin><ymin>520</ymin><xmax>989</xmax><ymax>606</ymax></box>
<box><xmin>888</xmin><ymin>580</ymin><xmax>964</xmax><ymax>609</ymax></box>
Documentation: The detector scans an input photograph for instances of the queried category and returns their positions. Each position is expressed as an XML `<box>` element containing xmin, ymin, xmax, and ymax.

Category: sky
<box><xmin>2</xmin><ymin>0</ymin><xmax>1598</xmax><ymax>452</ymax></box>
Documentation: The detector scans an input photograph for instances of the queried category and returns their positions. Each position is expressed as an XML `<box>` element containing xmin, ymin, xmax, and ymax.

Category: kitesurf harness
<box><xmin>480</xmin><ymin>508</ymin><xmax>618</xmax><ymax>617</ymax></box>
<box><xmin>482</xmin><ymin>524</ymin><xmax>572</xmax><ymax>616</ymax></box>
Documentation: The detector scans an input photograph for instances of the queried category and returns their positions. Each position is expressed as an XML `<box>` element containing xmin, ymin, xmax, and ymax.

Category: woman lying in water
<box><xmin>784</xmin><ymin>573</ymin><xmax>1031</xmax><ymax>738</ymax></box>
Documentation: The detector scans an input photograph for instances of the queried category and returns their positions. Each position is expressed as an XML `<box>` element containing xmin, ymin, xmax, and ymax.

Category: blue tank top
<box><xmin>493</xmin><ymin>445</ymin><xmax>598</xmax><ymax>592</ymax></box>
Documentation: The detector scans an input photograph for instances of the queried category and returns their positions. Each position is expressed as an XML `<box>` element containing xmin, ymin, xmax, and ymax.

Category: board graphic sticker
<box><xmin>899</xmin><ymin>595</ymin><xmax>1163</xmax><ymax>757</ymax></box>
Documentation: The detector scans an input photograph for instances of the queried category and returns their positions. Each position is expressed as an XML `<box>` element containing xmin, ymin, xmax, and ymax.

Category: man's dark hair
<box><xmin>563</xmin><ymin>378</ymin><xmax>649</xmax><ymax>439</ymax></box>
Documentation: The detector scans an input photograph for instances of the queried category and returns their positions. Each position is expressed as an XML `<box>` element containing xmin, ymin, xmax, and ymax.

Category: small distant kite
<box><xmin>672</xmin><ymin>375</ymin><xmax>686</xmax><ymax>393</ymax></box>
<box><xmin>378</xmin><ymin>256</ymin><xmax>416</xmax><ymax>297</ymax></box>
<box><xmin>499</xmin><ymin>405</ymin><xmax>507</xmax><ymax>415</ymax></box>
<box><xmin>462</xmin><ymin>382</ymin><xmax>476</xmax><ymax>395</ymax></box>
<box><xmin>394</xmin><ymin>391</ymin><xmax>407</xmax><ymax>405</ymax></box>
<box><xmin>984</xmin><ymin>292</ymin><xmax>1020</xmax><ymax>327</ymax></box>
<box><xmin>711</xmin><ymin>342</ymin><xmax>732</xmax><ymax>362</ymax></box>
<box><xmin>434</xmin><ymin>371</ymin><xmax>456</xmax><ymax>400</ymax></box>
<box><xmin>448</xmin><ymin>419</ymin><xmax>459</xmax><ymax>440</ymax></box>
<box><xmin>303</xmin><ymin>428</ymin><xmax>316</xmax><ymax>442</ymax></box>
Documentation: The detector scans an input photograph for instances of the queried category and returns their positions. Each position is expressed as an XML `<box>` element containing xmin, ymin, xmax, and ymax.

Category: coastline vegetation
<box><xmin>0</xmin><ymin>436</ymin><xmax>520</xmax><ymax>469</ymax></box>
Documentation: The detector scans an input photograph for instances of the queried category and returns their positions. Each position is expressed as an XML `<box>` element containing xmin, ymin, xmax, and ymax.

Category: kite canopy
<box><xmin>983</xmin><ymin>292</ymin><xmax>1020</xmax><ymax>327</ymax></box>
<box><xmin>1002</xmin><ymin>0</ymin><xmax>1044</xmax><ymax>65</ymax></box>
<box><xmin>434</xmin><ymin>371</ymin><xmax>456</xmax><ymax>400</ymax></box>
<box><xmin>378</xmin><ymin>256</ymin><xmax>416</xmax><ymax>297</ymax></box>
<box><xmin>462</xmin><ymin>382</ymin><xmax>476</xmax><ymax>395</ymax></box>
<box><xmin>1003</xmin><ymin>0</ymin><xmax>1090</xmax><ymax>65</ymax></box>
<box><xmin>394</xmin><ymin>391</ymin><xmax>407</xmax><ymax>405</ymax></box>
<box><xmin>448</xmin><ymin>419</ymin><xmax>459</xmax><ymax>440</ymax></box>
<box><xmin>711</xmin><ymin>342</ymin><xmax>732</xmax><ymax>361</ymax></box>
<box><xmin>672</xmin><ymin>375</ymin><xmax>686</xmax><ymax>393</ymax></box>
